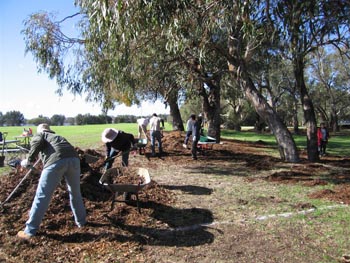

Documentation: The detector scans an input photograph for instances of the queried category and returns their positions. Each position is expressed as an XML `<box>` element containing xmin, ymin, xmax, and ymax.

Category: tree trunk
<box><xmin>238</xmin><ymin>70</ymin><xmax>300</xmax><ymax>163</ymax></box>
<box><xmin>166</xmin><ymin>89</ymin><xmax>184</xmax><ymax>131</ymax></box>
<box><xmin>294</xmin><ymin>57</ymin><xmax>319</xmax><ymax>162</ymax></box>
<box><xmin>292</xmin><ymin>98</ymin><xmax>299</xmax><ymax>134</ymax></box>
<box><xmin>200</xmin><ymin>78</ymin><xmax>221</xmax><ymax>143</ymax></box>
<box><xmin>329</xmin><ymin>92</ymin><xmax>340</xmax><ymax>132</ymax></box>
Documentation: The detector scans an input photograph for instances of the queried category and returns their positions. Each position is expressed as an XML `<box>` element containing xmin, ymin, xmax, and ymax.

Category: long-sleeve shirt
<box><xmin>28</xmin><ymin>131</ymin><xmax>78</xmax><ymax>168</ymax></box>
<box><xmin>105</xmin><ymin>131</ymin><xmax>135</xmax><ymax>155</ymax></box>
<box><xmin>192</xmin><ymin>119</ymin><xmax>202</xmax><ymax>141</ymax></box>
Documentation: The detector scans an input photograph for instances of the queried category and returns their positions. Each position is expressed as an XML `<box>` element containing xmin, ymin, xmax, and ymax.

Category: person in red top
<box><xmin>317</xmin><ymin>122</ymin><xmax>330</xmax><ymax>156</ymax></box>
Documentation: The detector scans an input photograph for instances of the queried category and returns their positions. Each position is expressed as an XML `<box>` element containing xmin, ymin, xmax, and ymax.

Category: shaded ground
<box><xmin>0</xmin><ymin>131</ymin><xmax>350</xmax><ymax>262</ymax></box>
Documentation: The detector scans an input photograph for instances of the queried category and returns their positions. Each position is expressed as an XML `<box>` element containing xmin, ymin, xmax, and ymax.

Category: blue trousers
<box><xmin>24</xmin><ymin>157</ymin><xmax>86</xmax><ymax>236</ymax></box>
<box><xmin>184</xmin><ymin>131</ymin><xmax>192</xmax><ymax>145</ymax></box>
<box><xmin>150</xmin><ymin>130</ymin><xmax>163</xmax><ymax>155</ymax></box>
<box><xmin>105</xmin><ymin>148</ymin><xmax>130</xmax><ymax>168</ymax></box>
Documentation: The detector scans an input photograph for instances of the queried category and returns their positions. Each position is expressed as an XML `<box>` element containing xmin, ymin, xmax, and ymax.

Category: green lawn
<box><xmin>221</xmin><ymin>129</ymin><xmax>350</xmax><ymax>157</ymax></box>
<box><xmin>1</xmin><ymin>124</ymin><xmax>349</xmax><ymax>156</ymax></box>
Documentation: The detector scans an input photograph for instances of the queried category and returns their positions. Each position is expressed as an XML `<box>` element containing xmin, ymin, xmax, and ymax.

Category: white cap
<box><xmin>37</xmin><ymin>123</ymin><xmax>53</xmax><ymax>133</ymax></box>
<box><xmin>101</xmin><ymin>128</ymin><xmax>119</xmax><ymax>143</ymax></box>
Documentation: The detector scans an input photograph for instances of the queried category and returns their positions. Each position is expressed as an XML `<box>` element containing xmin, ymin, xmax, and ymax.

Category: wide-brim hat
<box><xmin>101</xmin><ymin>128</ymin><xmax>119</xmax><ymax>143</ymax></box>
<box><xmin>37</xmin><ymin>123</ymin><xmax>53</xmax><ymax>133</ymax></box>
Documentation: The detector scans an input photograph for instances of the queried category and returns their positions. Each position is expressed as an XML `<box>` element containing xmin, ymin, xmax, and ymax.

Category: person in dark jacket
<box><xmin>17</xmin><ymin>123</ymin><xmax>86</xmax><ymax>240</ymax></box>
<box><xmin>102</xmin><ymin>128</ymin><xmax>135</xmax><ymax>168</ymax></box>
<box><xmin>191</xmin><ymin>115</ymin><xmax>203</xmax><ymax>160</ymax></box>
<box><xmin>102</xmin><ymin>128</ymin><xmax>135</xmax><ymax>201</ymax></box>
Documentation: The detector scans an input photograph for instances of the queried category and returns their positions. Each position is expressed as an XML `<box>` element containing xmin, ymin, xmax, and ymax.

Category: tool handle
<box><xmin>0</xmin><ymin>159</ymin><xmax>41</xmax><ymax>206</ymax></box>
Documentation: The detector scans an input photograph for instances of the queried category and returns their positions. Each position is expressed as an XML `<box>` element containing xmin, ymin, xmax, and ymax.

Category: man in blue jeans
<box><xmin>17</xmin><ymin>123</ymin><xmax>86</xmax><ymax>240</ymax></box>
<box><xmin>149</xmin><ymin>113</ymin><xmax>164</xmax><ymax>156</ymax></box>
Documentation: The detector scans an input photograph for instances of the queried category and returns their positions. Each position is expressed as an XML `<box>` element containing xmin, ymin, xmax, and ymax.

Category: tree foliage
<box><xmin>21</xmin><ymin>0</ymin><xmax>350</xmax><ymax>162</ymax></box>
<box><xmin>3</xmin><ymin>111</ymin><xmax>25</xmax><ymax>126</ymax></box>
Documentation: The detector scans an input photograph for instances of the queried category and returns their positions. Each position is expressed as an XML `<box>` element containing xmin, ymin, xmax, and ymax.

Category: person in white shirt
<box><xmin>183</xmin><ymin>114</ymin><xmax>196</xmax><ymax>149</ymax></box>
<box><xmin>137</xmin><ymin>117</ymin><xmax>150</xmax><ymax>139</ymax></box>
<box><xmin>149</xmin><ymin>113</ymin><xmax>164</xmax><ymax>156</ymax></box>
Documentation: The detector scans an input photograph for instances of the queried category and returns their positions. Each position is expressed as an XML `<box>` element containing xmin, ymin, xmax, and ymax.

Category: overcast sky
<box><xmin>0</xmin><ymin>0</ymin><xmax>169</xmax><ymax>119</ymax></box>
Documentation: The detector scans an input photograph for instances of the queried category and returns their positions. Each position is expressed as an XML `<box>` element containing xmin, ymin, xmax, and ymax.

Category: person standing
<box><xmin>101</xmin><ymin>128</ymin><xmax>135</xmax><ymax>168</ymax></box>
<box><xmin>149</xmin><ymin>113</ymin><xmax>164</xmax><ymax>156</ymax></box>
<box><xmin>317</xmin><ymin>122</ymin><xmax>330</xmax><ymax>156</ymax></box>
<box><xmin>136</xmin><ymin>117</ymin><xmax>150</xmax><ymax>140</ymax></box>
<box><xmin>17</xmin><ymin>123</ymin><xmax>86</xmax><ymax>240</ymax></box>
<box><xmin>183</xmin><ymin>114</ymin><xmax>196</xmax><ymax>149</ymax></box>
<box><xmin>191</xmin><ymin>115</ymin><xmax>203</xmax><ymax>160</ymax></box>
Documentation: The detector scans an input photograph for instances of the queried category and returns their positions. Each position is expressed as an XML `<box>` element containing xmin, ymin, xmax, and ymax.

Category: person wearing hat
<box><xmin>149</xmin><ymin>113</ymin><xmax>164</xmax><ymax>156</ymax></box>
<box><xmin>102</xmin><ymin>128</ymin><xmax>135</xmax><ymax>202</ymax></box>
<box><xmin>17</xmin><ymin>123</ymin><xmax>86</xmax><ymax>240</ymax></box>
<box><xmin>101</xmin><ymin>128</ymin><xmax>135</xmax><ymax>168</ymax></box>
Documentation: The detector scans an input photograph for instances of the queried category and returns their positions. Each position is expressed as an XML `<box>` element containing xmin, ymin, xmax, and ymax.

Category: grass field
<box><xmin>1</xmin><ymin>124</ymin><xmax>349</xmax><ymax>156</ymax></box>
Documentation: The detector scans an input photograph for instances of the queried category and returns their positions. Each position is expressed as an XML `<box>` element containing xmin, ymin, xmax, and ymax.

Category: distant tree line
<box><xmin>0</xmin><ymin>111</ymin><xmax>169</xmax><ymax>126</ymax></box>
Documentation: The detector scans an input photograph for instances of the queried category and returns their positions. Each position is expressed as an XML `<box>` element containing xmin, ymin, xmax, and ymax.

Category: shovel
<box><xmin>0</xmin><ymin>159</ymin><xmax>41</xmax><ymax>209</ymax></box>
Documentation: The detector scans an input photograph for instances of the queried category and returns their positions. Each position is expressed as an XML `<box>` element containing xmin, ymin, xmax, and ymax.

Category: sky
<box><xmin>0</xmin><ymin>0</ymin><xmax>169</xmax><ymax>119</ymax></box>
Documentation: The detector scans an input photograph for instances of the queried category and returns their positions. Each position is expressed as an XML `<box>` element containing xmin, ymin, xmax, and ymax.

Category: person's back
<box><xmin>183</xmin><ymin>114</ymin><xmax>196</xmax><ymax>148</ymax></box>
<box><xmin>150</xmin><ymin>115</ymin><xmax>161</xmax><ymax>131</ymax></box>
<box><xmin>186</xmin><ymin>118</ymin><xmax>193</xmax><ymax>132</ymax></box>
<box><xmin>28</xmin><ymin>129</ymin><xmax>78</xmax><ymax>168</ymax></box>
<box><xmin>149</xmin><ymin>113</ymin><xmax>163</xmax><ymax>156</ymax></box>
<box><xmin>137</xmin><ymin>117</ymin><xmax>149</xmax><ymax>127</ymax></box>
<box><xmin>109</xmin><ymin>131</ymin><xmax>135</xmax><ymax>151</ymax></box>
<box><xmin>317</xmin><ymin>123</ymin><xmax>330</xmax><ymax>156</ymax></box>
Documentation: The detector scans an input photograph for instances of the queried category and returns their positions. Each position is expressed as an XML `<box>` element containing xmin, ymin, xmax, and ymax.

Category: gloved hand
<box><xmin>20</xmin><ymin>159</ymin><xmax>32</xmax><ymax>168</ymax></box>
<box><xmin>193</xmin><ymin>136</ymin><xmax>196</xmax><ymax>142</ymax></box>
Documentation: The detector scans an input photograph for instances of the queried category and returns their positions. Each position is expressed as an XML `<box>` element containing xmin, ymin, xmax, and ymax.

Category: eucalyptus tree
<box><xmin>217</xmin><ymin>1</ymin><xmax>299</xmax><ymax>161</ymax></box>
<box><xmin>221</xmin><ymin>74</ymin><xmax>250</xmax><ymax>131</ymax></box>
<box><xmin>309</xmin><ymin>48</ymin><xmax>350</xmax><ymax>132</ymax></box>
<box><xmin>74</xmin><ymin>0</ymin><xmax>300</xmax><ymax>161</ymax></box>
<box><xmin>22</xmin><ymin>11</ymin><xmax>121</xmax><ymax>114</ymax></box>
<box><xmin>273</xmin><ymin>0</ymin><xmax>350</xmax><ymax>161</ymax></box>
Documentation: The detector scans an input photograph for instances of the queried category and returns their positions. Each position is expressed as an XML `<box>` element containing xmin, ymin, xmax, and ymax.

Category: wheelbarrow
<box><xmin>136</xmin><ymin>138</ymin><xmax>148</xmax><ymax>155</ymax></box>
<box><xmin>99</xmin><ymin>167</ymin><xmax>151</xmax><ymax>213</ymax></box>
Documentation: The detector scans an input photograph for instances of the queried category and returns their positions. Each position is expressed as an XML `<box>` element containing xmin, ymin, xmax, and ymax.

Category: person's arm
<box><xmin>105</xmin><ymin>142</ymin><xmax>112</xmax><ymax>157</ymax></box>
<box><xmin>27</xmin><ymin>134</ymin><xmax>44</xmax><ymax>163</ymax></box>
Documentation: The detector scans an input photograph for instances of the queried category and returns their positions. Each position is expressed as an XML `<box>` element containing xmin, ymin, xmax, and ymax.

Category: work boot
<box><xmin>17</xmin><ymin>230</ymin><xmax>32</xmax><ymax>240</ymax></box>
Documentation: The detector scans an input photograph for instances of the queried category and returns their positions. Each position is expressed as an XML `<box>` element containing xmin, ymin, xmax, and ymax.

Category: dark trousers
<box><xmin>191</xmin><ymin>139</ymin><xmax>199</xmax><ymax>159</ymax></box>
<box><xmin>319</xmin><ymin>140</ymin><xmax>327</xmax><ymax>155</ymax></box>
<box><xmin>184</xmin><ymin>131</ymin><xmax>192</xmax><ymax>145</ymax></box>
